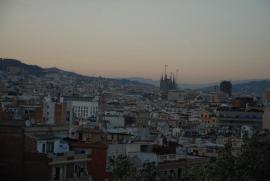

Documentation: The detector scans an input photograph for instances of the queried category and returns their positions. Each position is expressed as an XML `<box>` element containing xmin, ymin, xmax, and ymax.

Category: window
<box><xmin>47</xmin><ymin>142</ymin><xmax>54</xmax><ymax>153</ymax></box>
<box><xmin>53</xmin><ymin>166</ymin><xmax>65</xmax><ymax>180</ymax></box>
<box><xmin>74</xmin><ymin>163</ymin><xmax>87</xmax><ymax>177</ymax></box>
<box><xmin>42</xmin><ymin>143</ymin><xmax>46</xmax><ymax>153</ymax></box>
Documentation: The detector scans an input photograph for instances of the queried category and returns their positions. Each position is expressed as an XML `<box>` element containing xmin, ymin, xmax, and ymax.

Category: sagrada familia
<box><xmin>160</xmin><ymin>65</ymin><xmax>177</xmax><ymax>92</ymax></box>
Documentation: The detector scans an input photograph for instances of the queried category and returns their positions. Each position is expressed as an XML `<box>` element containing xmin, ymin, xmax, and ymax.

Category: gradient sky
<box><xmin>1</xmin><ymin>0</ymin><xmax>270</xmax><ymax>83</ymax></box>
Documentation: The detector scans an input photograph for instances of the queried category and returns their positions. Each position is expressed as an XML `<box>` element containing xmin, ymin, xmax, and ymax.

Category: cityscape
<box><xmin>1</xmin><ymin>1</ymin><xmax>270</xmax><ymax>181</ymax></box>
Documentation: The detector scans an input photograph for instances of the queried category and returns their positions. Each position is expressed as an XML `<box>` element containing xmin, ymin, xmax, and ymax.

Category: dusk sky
<box><xmin>1</xmin><ymin>0</ymin><xmax>270</xmax><ymax>83</ymax></box>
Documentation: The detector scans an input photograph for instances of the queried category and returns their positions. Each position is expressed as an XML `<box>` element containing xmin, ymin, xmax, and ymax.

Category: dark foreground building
<box><xmin>0</xmin><ymin>120</ymin><xmax>91</xmax><ymax>181</ymax></box>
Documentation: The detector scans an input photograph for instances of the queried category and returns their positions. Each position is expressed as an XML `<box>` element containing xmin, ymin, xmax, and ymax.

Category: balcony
<box><xmin>48</xmin><ymin>150</ymin><xmax>91</xmax><ymax>165</ymax></box>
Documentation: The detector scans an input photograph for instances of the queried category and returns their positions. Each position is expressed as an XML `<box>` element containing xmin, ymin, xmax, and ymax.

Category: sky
<box><xmin>0</xmin><ymin>0</ymin><xmax>270</xmax><ymax>83</ymax></box>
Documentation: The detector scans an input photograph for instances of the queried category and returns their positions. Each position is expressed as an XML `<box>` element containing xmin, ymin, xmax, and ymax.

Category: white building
<box><xmin>43</xmin><ymin>95</ymin><xmax>55</xmax><ymax>124</ymax></box>
<box><xmin>60</xmin><ymin>96</ymin><xmax>99</xmax><ymax>122</ymax></box>
<box><xmin>37</xmin><ymin>138</ymin><xmax>69</xmax><ymax>154</ymax></box>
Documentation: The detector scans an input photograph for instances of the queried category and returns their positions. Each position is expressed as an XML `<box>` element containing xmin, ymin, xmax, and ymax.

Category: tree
<box><xmin>188</xmin><ymin>132</ymin><xmax>270</xmax><ymax>181</ymax></box>
<box><xmin>110</xmin><ymin>155</ymin><xmax>179</xmax><ymax>181</ymax></box>
<box><xmin>208</xmin><ymin>141</ymin><xmax>237</xmax><ymax>181</ymax></box>
<box><xmin>109</xmin><ymin>155</ymin><xmax>137</xmax><ymax>181</ymax></box>
<box><xmin>137</xmin><ymin>162</ymin><xmax>159</xmax><ymax>181</ymax></box>
<box><xmin>235</xmin><ymin>132</ymin><xmax>270</xmax><ymax>181</ymax></box>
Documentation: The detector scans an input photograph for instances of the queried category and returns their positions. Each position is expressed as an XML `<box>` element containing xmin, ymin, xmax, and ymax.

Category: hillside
<box><xmin>0</xmin><ymin>58</ymin><xmax>154</xmax><ymax>88</ymax></box>
<box><xmin>198</xmin><ymin>80</ymin><xmax>270</xmax><ymax>95</ymax></box>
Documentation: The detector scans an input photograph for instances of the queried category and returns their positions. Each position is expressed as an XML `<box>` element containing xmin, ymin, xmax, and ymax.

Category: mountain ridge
<box><xmin>0</xmin><ymin>58</ymin><xmax>153</xmax><ymax>87</ymax></box>
<box><xmin>1</xmin><ymin>58</ymin><xmax>269</xmax><ymax>94</ymax></box>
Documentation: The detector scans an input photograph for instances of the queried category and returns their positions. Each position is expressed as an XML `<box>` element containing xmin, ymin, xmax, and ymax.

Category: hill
<box><xmin>198</xmin><ymin>80</ymin><xmax>270</xmax><ymax>95</ymax></box>
<box><xmin>0</xmin><ymin>58</ymin><xmax>154</xmax><ymax>88</ymax></box>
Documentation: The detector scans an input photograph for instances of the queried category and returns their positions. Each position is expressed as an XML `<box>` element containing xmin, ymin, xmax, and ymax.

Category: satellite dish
<box><xmin>25</xmin><ymin>120</ymin><xmax>32</xmax><ymax>127</ymax></box>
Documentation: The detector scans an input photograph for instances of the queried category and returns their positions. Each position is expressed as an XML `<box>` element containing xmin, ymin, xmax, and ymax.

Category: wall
<box><xmin>54</xmin><ymin>103</ymin><xmax>65</xmax><ymax>125</ymax></box>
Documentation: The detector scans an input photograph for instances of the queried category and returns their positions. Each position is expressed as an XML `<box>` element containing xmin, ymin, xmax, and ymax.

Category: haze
<box><xmin>1</xmin><ymin>0</ymin><xmax>270</xmax><ymax>83</ymax></box>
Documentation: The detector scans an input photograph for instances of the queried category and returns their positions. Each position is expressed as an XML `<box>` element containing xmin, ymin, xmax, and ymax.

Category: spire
<box><xmin>164</xmin><ymin>64</ymin><xmax>168</xmax><ymax>80</ymax></box>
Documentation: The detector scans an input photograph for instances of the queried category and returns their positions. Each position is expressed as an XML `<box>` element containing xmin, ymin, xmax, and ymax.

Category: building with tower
<box><xmin>160</xmin><ymin>65</ymin><xmax>177</xmax><ymax>92</ymax></box>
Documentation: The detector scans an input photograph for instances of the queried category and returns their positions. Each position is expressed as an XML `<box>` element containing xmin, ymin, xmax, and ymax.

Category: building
<box><xmin>160</xmin><ymin>65</ymin><xmax>177</xmax><ymax>92</ymax></box>
<box><xmin>262</xmin><ymin>107</ymin><xmax>270</xmax><ymax>130</ymax></box>
<box><xmin>216</xmin><ymin>106</ymin><xmax>264</xmax><ymax>133</ymax></box>
<box><xmin>103</xmin><ymin>111</ymin><xmax>125</xmax><ymax>128</ymax></box>
<box><xmin>200</xmin><ymin>109</ymin><xmax>216</xmax><ymax>128</ymax></box>
<box><xmin>264</xmin><ymin>89</ymin><xmax>270</xmax><ymax>100</ymax></box>
<box><xmin>263</xmin><ymin>89</ymin><xmax>270</xmax><ymax>107</ymax></box>
<box><xmin>232</xmin><ymin>97</ymin><xmax>257</xmax><ymax>108</ymax></box>
<box><xmin>211</xmin><ymin>91</ymin><xmax>230</xmax><ymax>105</ymax></box>
<box><xmin>43</xmin><ymin>95</ymin><xmax>55</xmax><ymax>124</ymax></box>
<box><xmin>70</xmin><ymin>143</ymin><xmax>114</xmax><ymax>181</ymax></box>
<box><xmin>167</xmin><ymin>91</ymin><xmax>184</xmax><ymax>102</ymax></box>
<box><xmin>130</xmin><ymin>144</ymin><xmax>208</xmax><ymax>180</ymax></box>
<box><xmin>77</xmin><ymin>127</ymin><xmax>107</xmax><ymax>143</ymax></box>
<box><xmin>43</xmin><ymin>95</ymin><xmax>66</xmax><ymax>125</ymax></box>
<box><xmin>60</xmin><ymin>96</ymin><xmax>99</xmax><ymax>123</ymax></box>
<box><xmin>0</xmin><ymin>120</ymin><xmax>92</xmax><ymax>181</ymax></box>
<box><xmin>220</xmin><ymin>81</ymin><xmax>232</xmax><ymax>97</ymax></box>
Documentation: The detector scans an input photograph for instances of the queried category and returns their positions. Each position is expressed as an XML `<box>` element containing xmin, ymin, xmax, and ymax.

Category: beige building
<box><xmin>201</xmin><ymin>110</ymin><xmax>216</xmax><ymax>128</ymax></box>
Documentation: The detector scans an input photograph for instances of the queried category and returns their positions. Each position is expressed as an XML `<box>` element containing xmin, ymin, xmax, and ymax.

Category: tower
<box><xmin>220</xmin><ymin>80</ymin><xmax>232</xmax><ymax>97</ymax></box>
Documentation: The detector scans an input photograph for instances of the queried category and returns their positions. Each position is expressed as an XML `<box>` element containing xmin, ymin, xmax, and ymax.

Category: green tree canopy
<box><xmin>188</xmin><ymin>132</ymin><xmax>270</xmax><ymax>181</ymax></box>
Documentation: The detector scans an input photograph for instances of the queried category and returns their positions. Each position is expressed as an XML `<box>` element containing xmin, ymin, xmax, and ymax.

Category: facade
<box><xmin>167</xmin><ymin>91</ymin><xmax>184</xmax><ymax>102</ymax></box>
<box><xmin>77</xmin><ymin>127</ymin><xmax>107</xmax><ymax>143</ymax></box>
<box><xmin>216</xmin><ymin>107</ymin><xmax>263</xmax><ymax>131</ymax></box>
<box><xmin>43</xmin><ymin>95</ymin><xmax>55</xmax><ymax>124</ymax></box>
<box><xmin>160</xmin><ymin>73</ymin><xmax>177</xmax><ymax>92</ymax></box>
<box><xmin>210</xmin><ymin>92</ymin><xmax>228</xmax><ymax>105</ymax></box>
<box><xmin>0</xmin><ymin>120</ymin><xmax>92</xmax><ymax>181</ymax></box>
<box><xmin>43</xmin><ymin>95</ymin><xmax>66</xmax><ymax>125</ymax></box>
<box><xmin>70</xmin><ymin>143</ymin><xmax>113</xmax><ymax>181</ymax></box>
<box><xmin>60</xmin><ymin>96</ymin><xmax>99</xmax><ymax>123</ymax></box>
<box><xmin>201</xmin><ymin>110</ymin><xmax>216</xmax><ymax>128</ymax></box>
<box><xmin>220</xmin><ymin>81</ymin><xmax>232</xmax><ymax>97</ymax></box>
<box><xmin>104</xmin><ymin>111</ymin><xmax>125</xmax><ymax>128</ymax></box>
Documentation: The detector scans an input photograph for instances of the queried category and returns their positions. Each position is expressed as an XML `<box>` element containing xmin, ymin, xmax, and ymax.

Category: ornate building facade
<box><xmin>160</xmin><ymin>73</ymin><xmax>177</xmax><ymax>92</ymax></box>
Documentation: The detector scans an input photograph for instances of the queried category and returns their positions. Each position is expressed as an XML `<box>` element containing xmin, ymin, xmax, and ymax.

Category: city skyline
<box><xmin>1</xmin><ymin>0</ymin><xmax>270</xmax><ymax>83</ymax></box>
